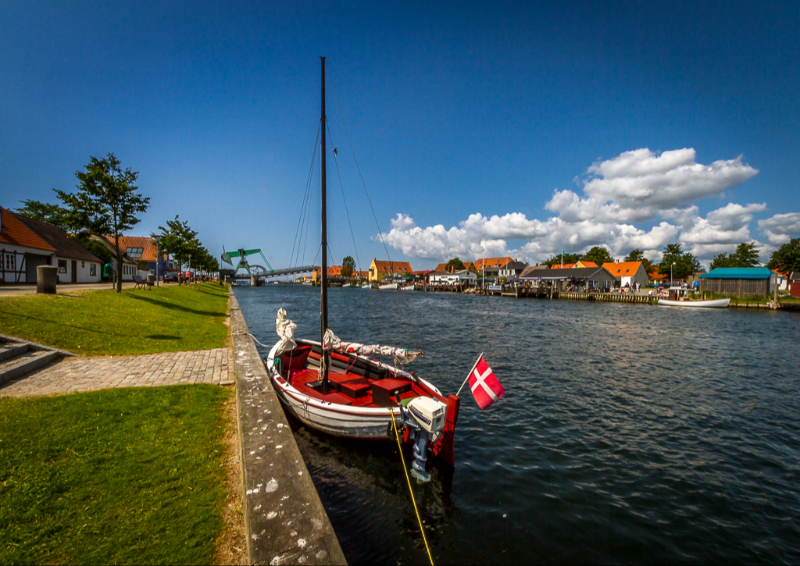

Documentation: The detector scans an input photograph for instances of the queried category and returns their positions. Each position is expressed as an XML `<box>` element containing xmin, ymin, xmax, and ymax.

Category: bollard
<box><xmin>37</xmin><ymin>265</ymin><xmax>58</xmax><ymax>294</ymax></box>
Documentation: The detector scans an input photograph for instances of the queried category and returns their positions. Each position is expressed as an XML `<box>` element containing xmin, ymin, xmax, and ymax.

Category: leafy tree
<box><xmin>55</xmin><ymin>153</ymin><xmax>150</xmax><ymax>292</ymax></box>
<box><xmin>543</xmin><ymin>253</ymin><xmax>581</xmax><ymax>267</ymax></box>
<box><xmin>446</xmin><ymin>257</ymin><xmax>465</xmax><ymax>270</ymax></box>
<box><xmin>710</xmin><ymin>252</ymin><xmax>734</xmax><ymax>270</ymax></box>
<box><xmin>14</xmin><ymin>199</ymin><xmax>70</xmax><ymax>228</ymax></box>
<box><xmin>732</xmin><ymin>241</ymin><xmax>760</xmax><ymax>267</ymax></box>
<box><xmin>624</xmin><ymin>249</ymin><xmax>653</xmax><ymax>272</ymax></box>
<box><xmin>341</xmin><ymin>255</ymin><xmax>356</xmax><ymax>277</ymax></box>
<box><xmin>767</xmin><ymin>238</ymin><xmax>800</xmax><ymax>273</ymax></box>
<box><xmin>659</xmin><ymin>244</ymin><xmax>701</xmax><ymax>280</ymax></box>
<box><xmin>710</xmin><ymin>242</ymin><xmax>761</xmax><ymax>270</ymax></box>
<box><xmin>582</xmin><ymin>246</ymin><xmax>614</xmax><ymax>265</ymax></box>
<box><xmin>154</xmin><ymin>216</ymin><xmax>199</xmax><ymax>284</ymax></box>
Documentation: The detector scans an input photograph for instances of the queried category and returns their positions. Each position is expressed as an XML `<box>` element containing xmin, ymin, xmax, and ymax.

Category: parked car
<box><xmin>163</xmin><ymin>272</ymin><xmax>179</xmax><ymax>283</ymax></box>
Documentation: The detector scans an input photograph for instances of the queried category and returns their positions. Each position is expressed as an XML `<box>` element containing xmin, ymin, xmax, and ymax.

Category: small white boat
<box><xmin>342</xmin><ymin>283</ymin><xmax>351</xmax><ymax>288</ymax></box>
<box><xmin>379</xmin><ymin>282</ymin><xmax>399</xmax><ymax>290</ymax></box>
<box><xmin>658</xmin><ymin>287</ymin><xmax>730</xmax><ymax>308</ymax></box>
<box><xmin>361</xmin><ymin>282</ymin><xmax>372</xmax><ymax>289</ymax></box>
<box><xmin>658</xmin><ymin>298</ymin><xmax>730</xmax><ymax>308</ymax></box>
<box><xmin>402</xmin><ymin>284</ymin><xmax>415</xmax><ymax>291</ymax></box>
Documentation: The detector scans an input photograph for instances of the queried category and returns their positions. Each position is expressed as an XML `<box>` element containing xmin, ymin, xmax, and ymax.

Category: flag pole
<box><xmin>456</xmin><ymin>352</ymin><xmax>484</xmax><ymax>397</ymax></box>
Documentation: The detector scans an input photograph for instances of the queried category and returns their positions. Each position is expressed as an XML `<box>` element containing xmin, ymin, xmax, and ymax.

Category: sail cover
<box><xmin>323</xmin><ymin>328</ymin><xmax>423</xmax><ymax>364</ymax></box>
<box><xmin>275</xmin><ymin>308</ymin><xmax>298</xmax><ymax>355</ymax></box>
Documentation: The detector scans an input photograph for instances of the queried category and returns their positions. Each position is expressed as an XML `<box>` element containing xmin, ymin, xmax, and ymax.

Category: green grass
<box><xmin>702</xmin><ymin>291</ymin><xmax>800</xmax><ymax>305</ymax></box>
<box><xmin>0</xmin><ymin>385</ymin><xmax>231</xmax><ymax>565</ymax></box>
<box><xmin>0</xmin><ymin>282</ymin><xmax>229</xmax><ymax>355</ymax></box>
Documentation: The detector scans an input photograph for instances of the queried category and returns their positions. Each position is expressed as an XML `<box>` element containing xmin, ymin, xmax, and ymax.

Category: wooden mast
<box><xmin>320</xmin><ymin>56</ymin><xmax>330</xmax><ymax>394</ymax></box>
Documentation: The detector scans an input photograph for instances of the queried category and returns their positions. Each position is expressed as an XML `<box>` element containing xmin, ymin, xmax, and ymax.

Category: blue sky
<box><xmin>2</xmin><ymin>1</ymin><xmax>799</xmax><ymax>270</ymax></box>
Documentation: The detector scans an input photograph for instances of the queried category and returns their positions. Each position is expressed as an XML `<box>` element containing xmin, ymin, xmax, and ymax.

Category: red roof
<box><xmin>0</xmin><ymin>208</ymin><xmax>56</xmax><ymax>252</ymax></box>
<box><xmin>110</xmin><ymin>235</ymin><xmax>165</xmax><ymax>262</ymax></box>
<box><xmin>473</xmin><ymin>257</ymin><xmax>514</xmax><ymax>270</ymax></box>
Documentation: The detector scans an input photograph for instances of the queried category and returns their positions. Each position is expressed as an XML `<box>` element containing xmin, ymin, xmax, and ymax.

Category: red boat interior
<box><xmin>274</xmin><ymin>343</ymin><xmax>443</xmax><ymax>408</ymax></box>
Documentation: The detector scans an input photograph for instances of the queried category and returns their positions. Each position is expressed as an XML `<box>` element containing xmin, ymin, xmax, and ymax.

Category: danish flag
<box><xmin>468</xmin><ymin>356</ymin><xmax>504</xmax><ymax>409</ymax></box>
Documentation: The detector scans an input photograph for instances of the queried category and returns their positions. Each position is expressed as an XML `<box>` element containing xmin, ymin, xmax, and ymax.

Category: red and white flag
<box><xmin>468</xmin><ymin>356</ymin><xmax>504</xmax><ymax>409</ymax></box>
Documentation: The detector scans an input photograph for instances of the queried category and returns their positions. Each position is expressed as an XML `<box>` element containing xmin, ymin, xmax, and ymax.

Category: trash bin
<box><xmin>147</xmin><ymin>274</ymin><xmax>155</xmax><ymax>286</ymax></box>
<box><xmin>37</xmin><ymin>265</ymin><xmax>58</xmax><ymax>294</ymax></box>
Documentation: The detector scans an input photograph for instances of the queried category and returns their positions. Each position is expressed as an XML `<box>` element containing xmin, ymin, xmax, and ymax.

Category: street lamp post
<box><xmin>188</xmin><ymin>254</ymin><xmax>192</xmax><ymax>284</ymax></box>
<box><xmin>154</xmin><ymin>235</ymin><xmax>161</xmax><ymax>288</ymax></box>
<box><xmin>670</xmin><ymin>262</ymin><xmax>673</xmax><ymax>286</ymax></box>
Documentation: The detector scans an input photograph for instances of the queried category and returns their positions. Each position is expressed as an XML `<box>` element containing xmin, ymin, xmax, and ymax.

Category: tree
<box><xmin>710</xmin><ymin>242</ymin><xmax>761</xmax><ymax>270</ymax></box>
<box><xmin>154</xmin><ymin>216</ymin><xmax>200</xmax><ymax>284</ymax></box>
<box><xmin>446</xmin><ymin>257</ymin><xmax>465</xmax><ymax>270</ymax></box>
<box><xmin>624</xmin><ymin>249</ymin><xmax>653</xmax><ymax>272</ymax></box>
<box><xmin>341</xmin><ymin>255</ymin><xmax>356</xmax><ymax>277</ymax></box>
<box><xmin>732</xmin><ymin>241</ymin><xmax>760</xmax><ymax>267</ymax></box>
<box><xmin>55</xmin><ymin>153</ymin><xmax>150</xmax><ymax>292</ymax></box>
<box><xmin>659</xmin><ymin>244</ymin><xmax>701</xmax><ymax>280</ymax></box>
<box><xmin>582</xmin><ymin>246</ymin><xmax>613</xmax><ymax>265</ymax></box>
<box><xmin>543</xmin><ymin>253</ymin><xmax>581</xmax><ymax>267</ymax></box>
<box><xmin>14</xmin><ymin>199</ymin><xmax>70</xmax><ymax>228</ymax></box>
<box><xmin>767</xmin><ymin>238</ymin><xmax>800</xmax><ymax>273</ymax></box>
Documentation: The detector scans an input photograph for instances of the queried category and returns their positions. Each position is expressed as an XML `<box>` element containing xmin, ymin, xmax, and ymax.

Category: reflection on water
<box><xmin>235</xmin><ymin>285</ymin><xmax>800</xmax><ymax>565</ymax></box>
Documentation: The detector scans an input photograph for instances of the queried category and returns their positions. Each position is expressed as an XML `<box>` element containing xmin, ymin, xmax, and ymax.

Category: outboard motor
<box><xmin>401</xmin><ymin>397</ymin><xmax>448</xmax><ymax>482</ymax></box>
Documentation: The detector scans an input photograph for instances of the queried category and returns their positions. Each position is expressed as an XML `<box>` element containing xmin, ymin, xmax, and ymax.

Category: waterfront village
<box><xmin>3</xmin><ymin>203</ymin><xmax>800</xmax><ymax>305</ymax></box>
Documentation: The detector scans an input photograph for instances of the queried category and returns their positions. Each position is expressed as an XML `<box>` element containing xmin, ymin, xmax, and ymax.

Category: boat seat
<box><xmin>372</xmin><ymin>378</ymin><xmax>413</xmax><ymax>407</ymax></box>
<box><xmin>291</xmin><ymin>369</ymin><xmax>320</xmax><ymax>387</ymax></box>
<box><xmin>340</xmin><ymin>379</ymin><xmax>372</xmax><ymax>399</ymax></box>
<box><xmin>327</xmin><ymin>372</ymin><xmax>362</xmax><ymax>389</ymax></box>
<box><xmin>279</xmin><ymin>346</ymin><xmax>312</xmax><ymax>371</ymax></box>
<box><xmin>292</xmin><ymin>383</ymin><xmax>353</xmax><ymax>405</ymax></box>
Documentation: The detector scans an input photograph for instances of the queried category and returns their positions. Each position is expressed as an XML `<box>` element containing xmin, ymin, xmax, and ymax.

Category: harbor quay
<box><xmin>229</xmin><ymin>291</ymin><xmax>347</xmax><ymax>566</ymax></box>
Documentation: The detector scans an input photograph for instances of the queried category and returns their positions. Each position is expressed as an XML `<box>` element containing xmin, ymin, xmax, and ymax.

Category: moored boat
<box><xmin>658</xmin><ymin>298</ymin><xmax>730</xmax><ymax>308</ymax></box>
<box><xmin>265</xmin><ymin>58</ymin><xmax>461</xmax><ymax>478</ymax></box>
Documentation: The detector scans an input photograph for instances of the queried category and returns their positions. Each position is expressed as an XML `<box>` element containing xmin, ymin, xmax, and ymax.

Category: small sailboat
<box><xmin>265</xmin><ymin>58</ymin><xmax>461</xmax><ymax>477</ymax></box>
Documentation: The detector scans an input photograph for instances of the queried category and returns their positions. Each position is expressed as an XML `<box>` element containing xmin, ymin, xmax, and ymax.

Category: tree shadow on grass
<box><xmin>146</xmin><ymin>335</ymin><xmax>181</xmax><ymax>340</ymax></box>
<box><xmin>126</xmin><ymin>293</ymin><xmax>227</xmax><ymax>317</ymax></box>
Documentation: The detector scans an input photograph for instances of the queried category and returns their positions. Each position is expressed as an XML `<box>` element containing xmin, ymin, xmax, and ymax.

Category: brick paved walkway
<box><xmin>0</xmin><ymin>348</ymin><xmax>231</xmax><ymax>397</ymax></box>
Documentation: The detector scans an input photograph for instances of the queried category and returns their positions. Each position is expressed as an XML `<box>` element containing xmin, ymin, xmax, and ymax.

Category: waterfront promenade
<box><xmin>0</xmin><ymin>347</ymin><xmax>232</xmax><ymax>397</ymax></box>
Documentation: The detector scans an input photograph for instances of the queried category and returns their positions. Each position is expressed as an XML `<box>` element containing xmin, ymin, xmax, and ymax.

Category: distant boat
<box><xmin>402</xmin><ymin>284</ymin><xmax>415</xmax><ymax>291</ymax></box>
<box><xmin>658</xmin><ymin>287</ymin><xmax>730</xmax><ymax>308</ymax></box>
<box><xmin>342</xmin><ymin>283</ymin><xmax>351</xmax><ymax>288</ymax></box>
<box><xmin>658</xmin><ymin>298</ymin><xmax>730</xmax><ymax>308</ymax></box>
<box><xmin>379</xmin><ymin>282</ymin><xmax>399</xmax><ymax>290</ymax></box>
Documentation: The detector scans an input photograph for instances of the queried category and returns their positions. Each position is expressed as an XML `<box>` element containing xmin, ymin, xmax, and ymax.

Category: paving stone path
<box><xmin>0</xmin><ymin>348</ymin><xmax>231</xmax><ymax>397</ymax></box>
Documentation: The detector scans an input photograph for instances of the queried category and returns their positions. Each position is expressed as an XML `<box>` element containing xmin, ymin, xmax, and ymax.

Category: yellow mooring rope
<box><xmin>389</xmin><ymin>409</ymin><xmax>434</xmax><ymax>566</ymax></box>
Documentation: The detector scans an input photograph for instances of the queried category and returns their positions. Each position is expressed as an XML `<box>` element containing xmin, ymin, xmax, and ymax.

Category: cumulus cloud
<box><xmin>381</xmin><ymin>147</ymin><xmax>787</xmax><ymax>265</ymax></box>
<box><xmin>758</xmin><ymin>213</ymin><xmax>800</xmax><ymax>245</ymax></box>
<box><xmin>547</xmin><ymin>148</ymin><xmax>758</xmax><ymax>223</ymax></box>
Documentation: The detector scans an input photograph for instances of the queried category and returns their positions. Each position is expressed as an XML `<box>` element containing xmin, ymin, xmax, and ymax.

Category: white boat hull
<box><xmin>379</xmin><ymin>283</ymin><xmax>399</xmax><ymax>290</ymax></box>
<box><xmin>401</xmin><ymin>285</ymin><xmax>415</xmax><ymax>291</ymax></box>
<box><xmin>658</xmin><ymin>298</ymin><xmax>730</xmax><ymax>308</ymax></box>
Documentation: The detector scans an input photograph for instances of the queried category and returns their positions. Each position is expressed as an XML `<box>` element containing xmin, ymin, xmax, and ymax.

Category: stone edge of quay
<box><xmin>229</xmin><ymin>288</ymin><xmax>347</xmax><ymax>566</ymax></box>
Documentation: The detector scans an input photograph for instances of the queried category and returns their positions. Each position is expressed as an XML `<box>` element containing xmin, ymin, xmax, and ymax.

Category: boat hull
<box><xmin>658</xmin><ymin>298</ymin><xmax>730</xmax><ymax>308</ymax></box>
<box><xmin>379</xmin><ymin>283</ymin><xmax>399</xmax><ymax>290</ymax></box>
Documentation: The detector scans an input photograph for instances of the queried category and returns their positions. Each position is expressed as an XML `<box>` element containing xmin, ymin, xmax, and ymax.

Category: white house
<box><xmin>89</xmin><ymin>235</ymin><xmax>139</xmax><ymax>281</ymax></box>
<box><xmin>0</xmin><ymin>207</ymin><xmax>57</xmax><ymax>283</ymax></box>
<box><xmin>602</xmin><ymin>261</ymin><xmax>649</xmax><ymax>288</ymax></box>
<box><xmin>16</xmin><ymin>214</ymin><xmax>102</xmax><ymax>284</ymax></box>
<box><xmin>430</xmin><ymin>269</ymin><xmax>477</xmax><ymax>285</ymax></box>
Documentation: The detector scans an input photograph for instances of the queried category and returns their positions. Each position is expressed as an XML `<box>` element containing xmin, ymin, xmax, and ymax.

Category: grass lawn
<box><xmin>0</xmin><ymin>282</ymin><xmax>229</xmax><ymax>355</ymax></box>
<box><xmin>0</xmin><ymin>385</ymin><xmax>231</xmax><ymax>565</ymax></box>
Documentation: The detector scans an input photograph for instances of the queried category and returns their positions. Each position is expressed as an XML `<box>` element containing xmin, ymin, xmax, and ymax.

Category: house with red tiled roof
<box><xmin>0</xmin><ymin>206</ymin><xmax>56</xmax><ymax>283</ymax></box>
<box><xmin>369</xmin><ymin>259</ymin><xmax>413</xmax><ymax>282</ymax></box>
<box><xmin>110</xmin><ymin>235</ymin><xmax>171</xmax><ymax>275</ymax></box>
<box><xmin>15</xmin><ymin>215</ymin><xmax>102</xmax><ymax>284</ymax></box>
<box><xmin>602</xmin><ymin>261</ymin><xmax>649</xmax><ymax>288</ymax></box>
<box><xmin>648</xmin><ymin>265</ymin><xmax>668</xmax><ymax>285</ymax></box>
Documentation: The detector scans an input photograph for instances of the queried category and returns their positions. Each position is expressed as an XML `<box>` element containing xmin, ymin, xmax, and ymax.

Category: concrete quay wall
<box><xmin>230</xmin><ymin>291</ymin><xmax>346</xmax><ymax>565</ymax></box>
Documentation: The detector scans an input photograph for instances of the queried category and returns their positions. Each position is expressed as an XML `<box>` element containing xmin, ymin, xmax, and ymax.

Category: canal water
<box><xmin>234</xmin><ymin>285</ymin><xmax>800</xmax><ymax>565</ymax></box>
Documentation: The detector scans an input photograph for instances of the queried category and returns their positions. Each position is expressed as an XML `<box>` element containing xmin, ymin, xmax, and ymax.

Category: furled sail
<box><xmin>322</xmin><ymin>328</ymin><xmax>423</xmax><ymax>364</ymax></box>
<box><xmin>275</xmin><ymin>308</ymin><xmax>298</xmax><ymax>355</ymax></box>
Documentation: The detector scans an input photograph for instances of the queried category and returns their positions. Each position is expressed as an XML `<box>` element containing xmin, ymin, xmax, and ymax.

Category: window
<box><xmin>90</xmin><ymin>264</ymin><xmax>97</xmax><ymax>276</ymax></box>
<box><xmin>81</xmin><ymin>261</ymin><xmax>85</xmax><ymax>268</ymax></box>
<box><xmin>4</xmin><ymin>253</ymin><xmax>14</xmax><ymax>271</ymax></box>
<box><xmin>126</xmin><ymin>247</ymin><xmax>144</xmax><ymax>259</ymax></box>
<box><xmin>58</xmin><ymin>259</ymin><xmax>67</xmax><ymax>273</ymax></box>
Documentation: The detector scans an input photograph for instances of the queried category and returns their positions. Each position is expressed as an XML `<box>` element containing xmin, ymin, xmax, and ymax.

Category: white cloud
<box><xmin>758</xmin><ymin>213</ymin><xmax>800</xmax><ymax>245</ymax></box>
<box><xmin>547</xmin><ymin>148</ymin><xmax>759</xmax><ymax>223</ymax></box>
<box><xmin>380</xmin><ymin>148</ymin><xmax>790</xmax><ymax>265</ymax></box>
